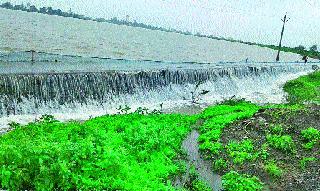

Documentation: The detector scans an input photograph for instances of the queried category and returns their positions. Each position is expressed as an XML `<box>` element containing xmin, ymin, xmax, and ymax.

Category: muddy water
<box><xmin>174</xmin><ymin>130</ymin><xmax>222</xmax><ymax>190</ymax></box>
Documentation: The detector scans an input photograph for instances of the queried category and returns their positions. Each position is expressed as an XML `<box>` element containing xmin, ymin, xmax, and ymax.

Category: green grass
<box><xmin>283</xmin><ymin>71</ymin><xmax>320</xmax><ymax>103</ymax></box>
<box><xmin>0</xmin><ymin>114</ymin><xmax>197</xmax><ymax>190</ymax></box>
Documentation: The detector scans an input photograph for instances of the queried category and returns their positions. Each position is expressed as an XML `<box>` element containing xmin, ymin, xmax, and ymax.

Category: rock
<box><xmin>312</xmin><ymin>65</ymin><xmax>319</xmax><ymax>71</ymax></box>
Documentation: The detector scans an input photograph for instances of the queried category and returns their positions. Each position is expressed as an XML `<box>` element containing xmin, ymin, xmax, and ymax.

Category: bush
<box><xmin>301</xmin><ymin>128</ymin><xmax>320</xmax><ymax>142</ymax></box>
<box><xmin>222</xmin><ymin>171</ymin><xmax>264</xmax><ymax>191</ymax></box>
<box><xmin>199</xmin><ymin>141</ymin><xmax>223</xmax><ymax>156</ymax></box>
<box><xmin>212</xmin><ymin>158</ymin><xmax>228</xmax><ymax>171</ymax></box>
<box><xmin>301</xmin><ymin>128</ymin><xmax>319</xmax><ymax>150</ymax></box>
<box><xmin>226</xmin><ymin>139</ymin><xmax>257</xmax><ymax>165</ymax></box>
<box><xmin>300</xmin><ymin>157</ymin><xmax>317</xmax><ymax>170</ymax></box>
<box><xmin>264</xmin><ymin>161</ymin><xmax>283</xmax><ymax>178</ymax></box>
<box><xmin>266</xmin><ymin>134</ymin><xmax>296</xmax><ymax>153</ymax></box>
<box><xmin>270</xmin><ymin>124</ymin><xmax>283</xmax><ymax>135</ymax></box>
<box><xmin>191</xmin><ymin>180</ymin><xmax>211</xmax><ymax>191</ymax></box>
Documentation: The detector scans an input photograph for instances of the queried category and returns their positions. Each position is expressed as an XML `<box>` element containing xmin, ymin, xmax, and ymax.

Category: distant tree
<box><xmin>1</xmin><ymin>2</ymin><xmax>13</xmax><ymax>9</ymax></box>
<box><xmin>46</xmin><ymin>7</ymin><xmax>54</xmax><ymax>15</ymax></box>
<box><xmin>39</xmin><ymin>7</ymin><xmax>47</xmax><ymax>13</ymax></box>
<box><xmin>29</xmin><ymin>5</ymin><xmax>38</xmax><ymax>12</ymax></box>
<box><xmin>295</xmin><ymin>45</ymin><xmax>305</xmax><ymax>51</ymax></box>
<box><xmin>53</xmin><ymin>9</ymin><xmax>63</xmax><ymax>16</ymax></box>
<box><xmin>310</xmin><ymin>45</ymin><xmax>318</xmax><ymax>52</ymax></box>
<box><xmin>13</xmin><ymin>4</ymin><xmax>25</xmax><ymax>10</ymax></box>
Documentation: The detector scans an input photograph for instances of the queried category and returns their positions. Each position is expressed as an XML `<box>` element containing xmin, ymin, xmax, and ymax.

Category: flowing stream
<box><xmin>0</xmin><ymin>52</ymin><xmax>317</xmax><ymax>128</ymax></box>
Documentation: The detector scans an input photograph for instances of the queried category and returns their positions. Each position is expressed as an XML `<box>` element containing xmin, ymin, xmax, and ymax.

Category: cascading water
<box><xmin>0</xmin><ymin>52</ymin><xmax>316</xmax><ymax>127</ymax></box>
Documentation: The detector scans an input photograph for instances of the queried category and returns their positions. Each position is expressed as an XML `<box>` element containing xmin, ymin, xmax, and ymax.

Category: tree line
<box><xmin>0</xmin><ymin>2</ymin><xmax>186</xmax><ymax>34</ymax></box>
<box><xmin>1</xmin><ymin>2</ymin><xmax>319</xmax><ymax>60</ymax></box>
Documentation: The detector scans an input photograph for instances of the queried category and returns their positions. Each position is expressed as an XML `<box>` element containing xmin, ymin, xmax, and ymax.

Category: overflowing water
<box><xmin>0</xmin><ymin>51</ymin><xmax>316</xmax><ymax>128</ymax></box>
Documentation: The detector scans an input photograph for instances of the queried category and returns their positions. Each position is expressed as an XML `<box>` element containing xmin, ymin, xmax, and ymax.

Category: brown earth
<box><xmin>217</xmin><ymin>105</ymin><xmax>320</xmax><ymax>191</ymax></box>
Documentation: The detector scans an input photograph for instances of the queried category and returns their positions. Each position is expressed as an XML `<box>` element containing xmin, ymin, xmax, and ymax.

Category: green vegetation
<box><xmin>266</xmin><ymin>134</ymin><xmax>296</xmax><ymax>153</ymax></box>
<box><xmin>0</xmin><ymin>69</ymin><xmax>318</xmax><ymax>190</ymax></box>
<box><xmin>0</xmin><ymin>113</ymin><xmax>197</xmax><ymax>190</ymax></box>
<box><xmin>226</xmin><ymin>139</ymin><xmax>257</xmax><ymax>165</ymax></box>
<box><xmin>222</xmin><ymin>171</ymin><xmax>264</xmax><ymax>191</ymax></box>
<box><xmin>301</xmin><ymin>127</ymin><xmax>320</xmax><ymax>141</ymax></box>
<box><xmin>212</xmin><ymin>158</ymin><xmax>228</xmax><ymax>171</ymax></box>
<box><xmin>264</xmin><ymin>161</ymin><xmax>283</xmax><ymax>178</ymax></box>
<box><xmin>270</xmin><ymin>124</ymin><xmax>284</xmax><ymax>135</ymax></box>
<box><xmin>301</xmin><ymin>127</ymin><xmax>319</xmax><ymax>150</ymax></box>
<box><xmin>300</xmin><ymin>157</ymin><xmax>317</xmax><ymax>170</ymax></box>
<box><xmin>190</xmin><ymin>180</ymin><xmax>211</xmax><ymax>191</ymax></box>
<box><xmin>284</xmin><ymin>71</ymin><xmax>320</xmax><ymax>103</ymax></box>
<box><xmin>198</xmin><ymin>101</ymin><xmax>259</xmax><ymax>157</ymax></box>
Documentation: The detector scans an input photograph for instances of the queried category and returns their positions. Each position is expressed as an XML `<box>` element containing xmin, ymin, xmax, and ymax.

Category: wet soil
<box><xmin>218</xmin><ymin>105</ymin><xmax>320</xmax><ymax>191</ymax></box>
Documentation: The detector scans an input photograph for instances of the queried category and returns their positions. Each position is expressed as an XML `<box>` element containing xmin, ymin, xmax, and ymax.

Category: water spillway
<box><xmin>0</xmin><ymin>52</ymin><xmax>316</xmax><ymax>126</ymax></box>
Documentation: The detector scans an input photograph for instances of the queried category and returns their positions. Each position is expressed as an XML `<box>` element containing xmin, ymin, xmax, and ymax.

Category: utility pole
<box><xmin>30</xmin><ymin>50</ymin><xmax>35</xmax><ymax>63</ymax></box>
<box><xmin>276</xmin><ymin>13</ymin><xmax>290</xmax><ymax>62</ymax></box>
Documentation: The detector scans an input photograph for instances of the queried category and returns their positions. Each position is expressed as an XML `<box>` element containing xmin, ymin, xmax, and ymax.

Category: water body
<box><xmin>173</xmin><ymin>129</ymin><xmax>222</xmax><ymax>190</ymax></box>
<box><xmin>0</xmin><ymin>52</ymin><xmax>317</xmax><ymax>128</ymax></box>
<box><xmin>0</xmin><ymin>7</ymin><xmax>311</xmax><ymax>63</ymax></box>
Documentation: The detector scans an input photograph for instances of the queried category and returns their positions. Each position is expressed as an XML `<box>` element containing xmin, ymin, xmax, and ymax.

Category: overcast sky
<box><xmin>1</xmin><ymin>0</ymin><xmax>320</xmax><ymax>48</ymax></box>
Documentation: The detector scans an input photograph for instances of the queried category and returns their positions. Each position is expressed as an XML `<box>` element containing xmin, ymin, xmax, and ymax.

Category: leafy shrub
<box><xmin>301</xmin><ymin>128</ymin><xmax>320</xmax><ymax>142</ymax></box>
<box><xmin>264</xmin><ymin>161</ymin><xmax>283</xmax><ymax>178</ymax></box>
<box><xmin>38</xmin><ymin>114</ymin><xmax>57</xmax><ymax>123</ymax></box>
<box><xmin>226</xmin><ymin>139</ymin><xmax>257</xmax><ymax>165</ymax></box>
<box><xmin>191</xmin><ymin>180</ymin><xmax>211</xmax><ymax>191</ymax></box>
<box><xmin>258</xmin><ymin>144</ymin><xmax>269</xmax><ymax>160</ymax></box>
<box><xmin>301</xmin><ymin>128</ymin><xmax>319</xmax><ymax>150</ymax></box>
<box><xmin>270</xmin><ymin>124</ymin><xmax>283</xmax><ymax>135</ymax></box>
<box><xmin>266</xmin><ymin>134</ymin><xmax>296</xmax><ymax>153</ymax></box>
<box><xmin>300</xmin><ymin>157</ymin><xmax>317</xmax><ymax>170</ymax></box>
<box><xmin>212</xmin><ymin>158</ymin><xmax>228</xmax><ymax>171</ymax></box>
<box><xmin>222</xmin><ymin>171</ymin><xmax>264</xmax><ymax>191</ymax></box>
<box><xmin>199</xmin><ymin>141</ymin><xmax>223</xmax><ymax>156</ymax></box>
<box><xmin>8</xmin><ymin>122</ymin><xmax>22</xmax><ymax>129</ymax></box>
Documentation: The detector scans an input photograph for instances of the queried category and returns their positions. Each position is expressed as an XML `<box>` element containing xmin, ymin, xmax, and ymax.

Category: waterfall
<box><xmin>0</xmin><ymin>57</ymin><xmax>315</xmax><ymax>127</ymax></box>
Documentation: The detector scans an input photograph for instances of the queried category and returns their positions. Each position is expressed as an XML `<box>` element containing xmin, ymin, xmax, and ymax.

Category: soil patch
<box><xmin>217</xmin><ymin>105</ymin><xmax>319</xmax><ymax>191</ymax></box>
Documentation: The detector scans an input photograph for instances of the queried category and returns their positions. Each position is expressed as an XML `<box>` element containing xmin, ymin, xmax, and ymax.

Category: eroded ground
<box><xmin>215</xmin><ymin>105</ymin><xmax>320</xmax><ymax>191</ymax></box>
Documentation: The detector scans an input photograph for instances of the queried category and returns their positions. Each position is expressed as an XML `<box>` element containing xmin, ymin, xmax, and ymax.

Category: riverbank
<box><xmin>0</xmin><ymin>71</ymin><xmax>318</xmax><ymax>190</ymax></box>
<box><xmin>197</xmin><ymin>71</ymin><xmax>319</xmax><ymax>191</ymax></box>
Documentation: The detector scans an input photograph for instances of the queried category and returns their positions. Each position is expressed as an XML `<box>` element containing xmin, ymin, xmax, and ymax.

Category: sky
<box><xmin>1</xmin><ymin>0</ymin><xmax>320</xmax><ymax>48</ymax></box>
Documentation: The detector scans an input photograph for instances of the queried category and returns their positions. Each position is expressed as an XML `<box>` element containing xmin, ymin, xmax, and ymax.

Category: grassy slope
<box><xmin>0</xmin><ymin>72</ymin><xmax>318</xmax><ymax>190</ymax></box>
<box><xmin>283</xmin><ymin>71</ymin><xmax>320</xmax><ymax>103</ymax></box>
